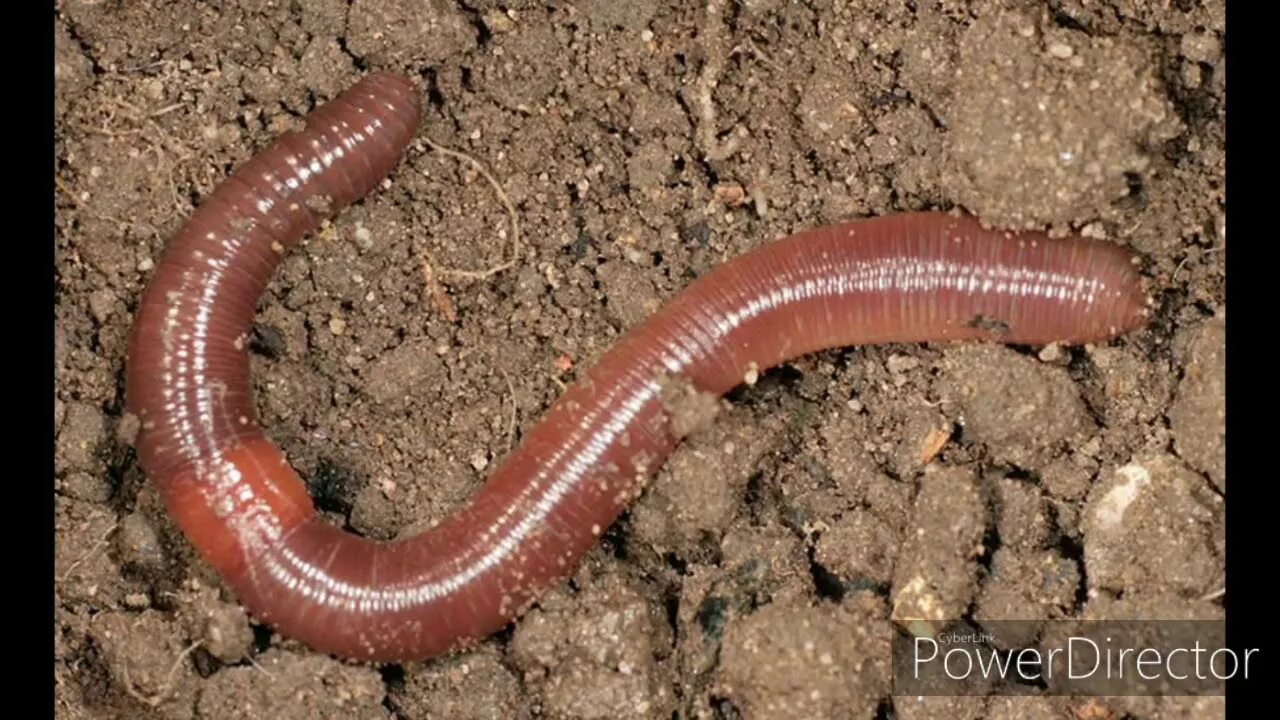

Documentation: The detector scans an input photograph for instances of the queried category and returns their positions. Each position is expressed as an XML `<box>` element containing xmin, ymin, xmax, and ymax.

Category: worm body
<box><xmin>127</xmin><ymin>72</ymin><xmax>1149</xmax><ymax>661</ymax></box>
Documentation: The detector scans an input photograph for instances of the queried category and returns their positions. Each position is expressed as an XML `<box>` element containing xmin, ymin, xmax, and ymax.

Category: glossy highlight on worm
<box><xmin>126</xmin><ymin>72</ymin><xmax>1150</xmax><ymax>662</ymax></box>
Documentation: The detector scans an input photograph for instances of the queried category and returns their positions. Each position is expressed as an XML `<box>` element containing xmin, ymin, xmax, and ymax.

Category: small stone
<box><xmin>482</xmin><ymin>9</ymin><xmax>516</xmax><ymax>32</ymax></box>
<box><xmin>353</xmin><ymin>225</ymin><xmax>373</xmax><ymax>249</ymax></box>
<box><xmin>1038</xmin><ymin>343</ymin><xmax>1064</xmax><ymax>363</ymax></box>
<box><xmin>886</xmin><ymin>354</ymin><xmax>920</xmax><ymax>375</ymax></box>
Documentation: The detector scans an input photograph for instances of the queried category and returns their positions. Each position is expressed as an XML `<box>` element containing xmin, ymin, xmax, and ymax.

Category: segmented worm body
<box><xmin>126</xmin><ymin>72</ymin><xmax>1149</xmax><ymax>661</ymax></box>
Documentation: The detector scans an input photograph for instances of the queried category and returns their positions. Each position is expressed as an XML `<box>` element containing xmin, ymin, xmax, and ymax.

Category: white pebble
<box><xmin>354</xmin><ymin>225</ymin><xmax>373</xmax><ymax>249</ymax></box>
<box><xmin>1047</xmin><ymin>42</ymin><xmax>1074</xmax><ymax>59</ymax></box>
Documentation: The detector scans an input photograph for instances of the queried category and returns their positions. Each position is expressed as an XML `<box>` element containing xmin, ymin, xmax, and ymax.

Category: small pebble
<box><xmin>1080</xmin><ymin>222</ymin><xmax>1107</xmax><ymax>240</ymax></box>
<box><xmin>354</xmin><ymin>225</ymin><xmax>373</xmax><ymax>249</ymax></box>
<box><xmin>1047</xmin><ymin>42</ymin><xmax>1074</xmax><ymax>59</ymax></box>
<box><xmin>482</xmin><ymin>9</ymin><xmax>516</xmax><ymax>33</ymax></box>
<box><xmin>1038</xmin><ymin>343</ymin><xmax>1064</xmax><ymax>363</ymax></box>
<box><xmin>887</xmin><ymin>354</ymin><xmax>920</xmax><ymax>375</ymax></box>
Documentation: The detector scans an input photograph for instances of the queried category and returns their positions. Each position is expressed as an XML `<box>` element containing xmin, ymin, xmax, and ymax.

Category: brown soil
<box><xmin>54</xmin><ymin>1</ymin><xmax>1225</xmax><ymax>718</ymax></box>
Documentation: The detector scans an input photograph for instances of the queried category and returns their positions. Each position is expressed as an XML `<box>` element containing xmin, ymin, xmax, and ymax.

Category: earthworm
<box><xmin>125</xmin><ymin>71</ymin><xmax>1150</xmax><ymax>662</ymax></box>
